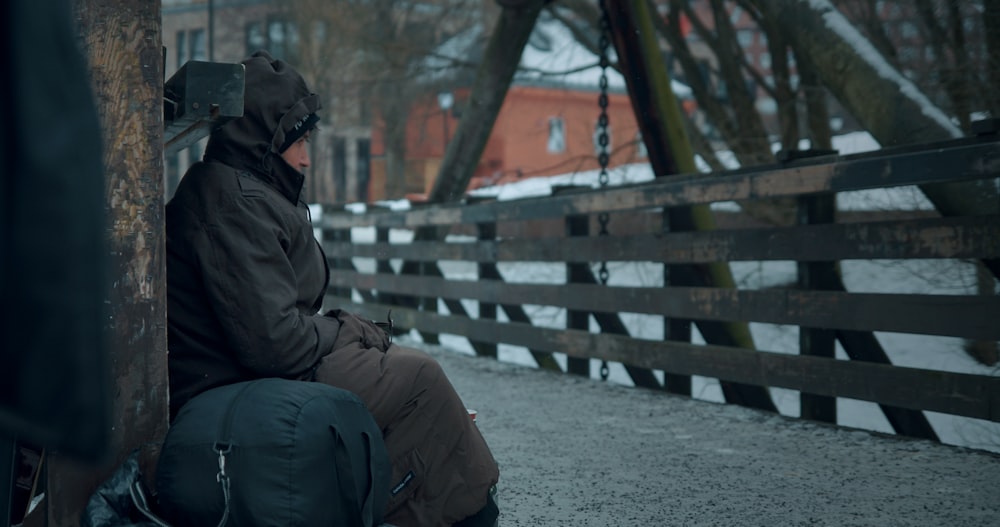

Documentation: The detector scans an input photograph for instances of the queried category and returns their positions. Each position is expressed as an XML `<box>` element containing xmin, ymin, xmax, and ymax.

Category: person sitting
<box><xmin>164</xmin><ymin>50</ymin><xmax>499</xmax><ymax>527</ymax></box>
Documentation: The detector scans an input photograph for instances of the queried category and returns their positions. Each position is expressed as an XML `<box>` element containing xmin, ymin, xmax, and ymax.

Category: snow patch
<box><xmin>808</xmin><ymin>0</ymin><xmax>961</xmax><ymax>137</ymax></box>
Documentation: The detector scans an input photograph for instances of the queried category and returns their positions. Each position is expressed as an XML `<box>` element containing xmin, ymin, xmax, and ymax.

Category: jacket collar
<box><xmin>259</xmin><ymin>153</ymin><xmax>305</xmax><ymax>204</ymax></box>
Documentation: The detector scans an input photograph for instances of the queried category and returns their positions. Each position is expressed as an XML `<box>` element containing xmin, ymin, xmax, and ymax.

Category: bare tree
<box><xmin>832</xmin><ymin>1</ymin><xmax>991</xmax><ymax>131</ymax></box>
<box><xmin>752</xmin><ymin>0</ymin><xmax>999</xmax><ymax>219</ymax></box>
<box><xmin>284</xmin><ymin>0</ymin><xmax>486</xmax><ymax>201</ymax></box>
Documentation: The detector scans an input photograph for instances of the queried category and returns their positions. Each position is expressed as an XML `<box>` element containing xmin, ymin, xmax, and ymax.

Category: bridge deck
<box><xmin>410</xmin><ymin>339</ymin><xmax>1000</xmax><ymax>526</ymax></box>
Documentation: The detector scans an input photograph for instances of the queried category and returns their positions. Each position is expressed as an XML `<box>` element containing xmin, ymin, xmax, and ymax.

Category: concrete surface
<box><xmin>407</xmin><ymin>338</ymin><xmax>1000</xmax><ymax>527</ymax></box>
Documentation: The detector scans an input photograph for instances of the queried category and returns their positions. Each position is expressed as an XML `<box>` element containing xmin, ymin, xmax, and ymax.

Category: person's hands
<box><xmin>325</xmin><ymin>309</ymin><xmax>391</xmax><ymax>352</ymax></box>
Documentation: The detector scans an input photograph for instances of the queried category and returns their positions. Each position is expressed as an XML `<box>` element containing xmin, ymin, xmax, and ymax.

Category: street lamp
<box><xmin>437</xmin><ymin>91</ymin><xmax>454</xmax><ymax>150</ymax></box>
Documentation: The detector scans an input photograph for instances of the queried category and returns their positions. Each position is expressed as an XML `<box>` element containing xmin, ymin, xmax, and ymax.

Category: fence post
<box><xmin>418</xmin><ymin>257</ymin><xmax>441</xmax><ymax>345</ymax></box>
<box><xmin>374</xmin><ymin>225</ymin><xmax>393</xmax><ymax>304</ymax></box>
<box><xmin>329</xmin><ymin>215</ymin><xmax>353</xmax><ymax>303</ymax></box>
<box><xmin>797</xmin><ymin>191</ymin><xmax>837</xmax><ymax>424</ymax></box>
<box><xmin>662</xmin><ymin>210</ymin><xmax>692</xmax><ymax>395</ymax></box>
<box><xmin>565</xmin><ymin>212</ymin><xmax>592</xmax><ymax>377</ymax></box>
<box><xmin>408</xmin><ymin>222</ymin><xmax>443</xmax><ymax>345</ymax></box>
<box><xmin>475</xmin><ymin>221</ymin><xmax>499</xmax><ymax>358</ymax></box>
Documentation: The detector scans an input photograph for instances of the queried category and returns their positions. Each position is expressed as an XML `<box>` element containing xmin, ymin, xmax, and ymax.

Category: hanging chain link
<box><xmin>597</xmin><ymin>3</ymin><xmax>611</xmax><ymax>381</ymax></box>
<box><xmin>597</xmin><ymin>11</ymin><xmax>611</xmax><ymax>190</ymax></box>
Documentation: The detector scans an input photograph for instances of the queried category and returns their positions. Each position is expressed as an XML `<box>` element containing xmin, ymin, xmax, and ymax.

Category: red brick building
<box><xmin>368</xmin><ymin>82</ymin><xmax>647</xmax><ymax>201</ymax></box>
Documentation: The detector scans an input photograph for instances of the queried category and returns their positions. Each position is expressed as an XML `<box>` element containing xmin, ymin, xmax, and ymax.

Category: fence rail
<box><xmin>318</xmin><ymin>135</ymin><xmax>1000</xmax><ymax>441</ymax></box>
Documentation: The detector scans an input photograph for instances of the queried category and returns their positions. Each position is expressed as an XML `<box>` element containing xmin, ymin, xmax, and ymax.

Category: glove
<box><xmin>325</xmin><ymin>309</ymin><xmax>392</xmax><ymax>352</ymax></box>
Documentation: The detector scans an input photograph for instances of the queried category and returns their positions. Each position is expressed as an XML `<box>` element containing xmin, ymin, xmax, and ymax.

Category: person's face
<box><xmin>280</xmin><ymin>131</ymin><xmax>311</xmax><ymax>172</ymax></box>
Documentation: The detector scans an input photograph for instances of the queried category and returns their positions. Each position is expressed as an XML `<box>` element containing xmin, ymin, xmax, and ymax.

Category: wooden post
<box><xmin>329</xmin><ymin>222</ymin><xmax>353</xmax><ymax>301</ymax></box>
<box><xmin>45</xmin><ymin>1</ymin><xmax>168</xmax><ymax>525</ymax></box>
<box><xmin>475</xmin><ymin>221</ymin><xmax>499</xmax><ymax>359</ymax></box>
<box><xmin>797</xmin><ymin>194</ymin><xmax>837</xmax><ymax>424</ymax></box>
<box><xmin>662</xmin><ymin>210</ymin><xmax>692</xmax><ymax>396</ymax></box>
<box><xmin>565</xmin><ymin>214</ymin><xmax>592</xmax><ymax>377</ymax></box>
<box><xmin>373</xmin><ymin>225</ymin><xmax>394</xmax><ymax>304</ymax></box>
<box><xmin>418</xmin><ymin>257</ymin><xmax>441</xmax><ymax>345</ymax></box>
<box><xmin>604</xmin><ymin>0</ymin><xmax>775</xmax><ymax>410</ymax></box>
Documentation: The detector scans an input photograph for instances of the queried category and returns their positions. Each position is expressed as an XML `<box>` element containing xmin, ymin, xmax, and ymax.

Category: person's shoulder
<box><xmin>168</xmin><ymin>162</ymin><xmax>242</xmax><ymax>213</ymax></box>
<box><xmin>174</xmin><ymin>161</ymin><xmax>233</xmax><ymax>191</ymax></box>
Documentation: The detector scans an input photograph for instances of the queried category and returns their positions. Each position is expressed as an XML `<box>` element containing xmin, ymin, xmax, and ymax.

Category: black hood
<box><xmin>204</xmin><ymin>50</ymin><xmax>321</xmax><ymax>203</ymax></box>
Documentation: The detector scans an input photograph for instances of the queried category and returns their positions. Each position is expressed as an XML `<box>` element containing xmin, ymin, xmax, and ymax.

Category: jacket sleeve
<box><xmin>195</xmin><ymin>188</ymin><xmax>340</xmax><ymax>378</ymax></box>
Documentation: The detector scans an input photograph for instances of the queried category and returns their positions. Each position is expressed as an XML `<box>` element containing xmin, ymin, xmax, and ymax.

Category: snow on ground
<box><xmin>330</xmin><ymin>130</ymin><xmax>999</xmax><ymax>453</ymax></box>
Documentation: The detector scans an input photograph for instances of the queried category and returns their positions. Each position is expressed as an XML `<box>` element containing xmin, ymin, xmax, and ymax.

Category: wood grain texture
<box><xmin>46</xmin><ymin>2</ymin><xmax>166</xmax><ymax>526</ymax></box>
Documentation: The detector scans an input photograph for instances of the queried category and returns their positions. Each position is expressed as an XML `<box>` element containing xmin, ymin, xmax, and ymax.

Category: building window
<box><xmin>333</xmin><ymin>136</ymin><xmax>347</xmax><ymax>202</ymax></box>
<box><xmin>175</xmin><ymin>28</ymin><xmax>206</xmax><ymax>72</ymax></box>
<box><xmin>356</xmin><ymin>138</ymin><xmax>371</xmax><ymax>202</ymax></box>
<box><xmin>245</xmin><ymin>19</ymin><xmax>299</xmax><ymax>63</ymax></box>
<box><xmin>268</xmin><ymin>19</ymin><xmax>287</xmax><ymax>59</ymax></box>
<box><xmin>547</xmin><ymin>117</ymin><xmax>565</xmax><ymax>153</ymax></box>
<box><xmin>246</xmin><ymin>22</ymin><xmax>266</xmax><ymax>54</ymax></box>
<box><xmin>175</xmin><ymin>31</ymin><xmax>186</xmax><ymax>72</ymax></box>
<box><xmin>593</xmin><ymin>120</ymin><xmax>612</xmax><ymax>157</ymax></box>
<box><xmin>636</xmin><ymin>132</ymin><xmax>647</xmax><ymax>159</ymax></box>
<box><xmin>190</xmin><ymin>29</ymin><xmax>207</xmax><ymax>61</ymax></box>
<box><xmin>269</xmin><ymin>18</ymin><xmax>300</xmax><ymax>63</ymax></box>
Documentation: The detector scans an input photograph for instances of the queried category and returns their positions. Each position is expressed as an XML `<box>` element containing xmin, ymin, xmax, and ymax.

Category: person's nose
<box><xmin>300</xmin><ymin>149</ymin><xmax>311</xmax><ymax>169</ymax></box>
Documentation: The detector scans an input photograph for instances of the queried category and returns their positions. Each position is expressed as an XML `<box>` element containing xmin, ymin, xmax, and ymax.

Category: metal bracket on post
<box><xmin>164</xmin><ymin>60</ymin><xmax>245</xmax><ymax>155</ymax></box>
<box><xmin>775</xmin><ymin>148</ymin><xmax>838</xmax><ymax>164</ymax></box>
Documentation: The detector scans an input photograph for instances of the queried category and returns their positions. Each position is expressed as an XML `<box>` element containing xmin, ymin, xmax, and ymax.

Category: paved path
<box><xmin>407</xmin><ymin>338</ymin><xmax>1000</xmax><ymax>527</ymax></box>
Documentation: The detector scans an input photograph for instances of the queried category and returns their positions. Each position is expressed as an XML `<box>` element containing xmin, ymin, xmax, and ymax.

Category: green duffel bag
<box><xmin>155</xmin><ymin>378</ymin><xmax>390</xmax><ymax>527</ymax></box>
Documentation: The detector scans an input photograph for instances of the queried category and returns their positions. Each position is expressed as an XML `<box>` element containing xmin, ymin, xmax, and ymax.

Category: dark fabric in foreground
<box><xmin>0</xmin><ymin>0</ymin><xmax>109</xmax><ymax>460</ymax></box>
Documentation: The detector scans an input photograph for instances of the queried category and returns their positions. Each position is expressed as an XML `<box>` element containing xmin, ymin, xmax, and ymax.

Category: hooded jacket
<box><xmin>165</xmin><ymin>51</ymin><xmax>339</xmax><ymax>419</ymax></box>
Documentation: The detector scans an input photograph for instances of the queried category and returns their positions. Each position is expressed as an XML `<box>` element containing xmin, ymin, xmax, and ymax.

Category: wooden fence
<box><xmin>317</xmin><ymin>135</ymin><xmax>1000</xmax><ymax>441</ymax></box>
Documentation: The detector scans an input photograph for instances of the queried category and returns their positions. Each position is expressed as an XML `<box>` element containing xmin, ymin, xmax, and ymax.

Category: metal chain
<box><xmin>597</xmin><ymin>3</ymin><xmax>611</xmax><ymax>382</ymax></box>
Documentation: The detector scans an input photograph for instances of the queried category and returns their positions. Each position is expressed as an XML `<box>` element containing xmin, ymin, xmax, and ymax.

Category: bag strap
<box><xmin>359</xmin><ymin>431</ymin><xmax>379</xmax><ymax>525</ymax></box>
<box><xmin>330</xmin><ymin>426</ymin><xmax>376</xmax><ymax>527</ymax></box>
<box><xmin>211</xmin><ymin>381</ymin><xmax>255</xmax><ymax>527</ymax></box>
<box><xmin>128</xmin><ymin>479</ymin><xmax>173</xmax><ymax>527</ymax></box>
